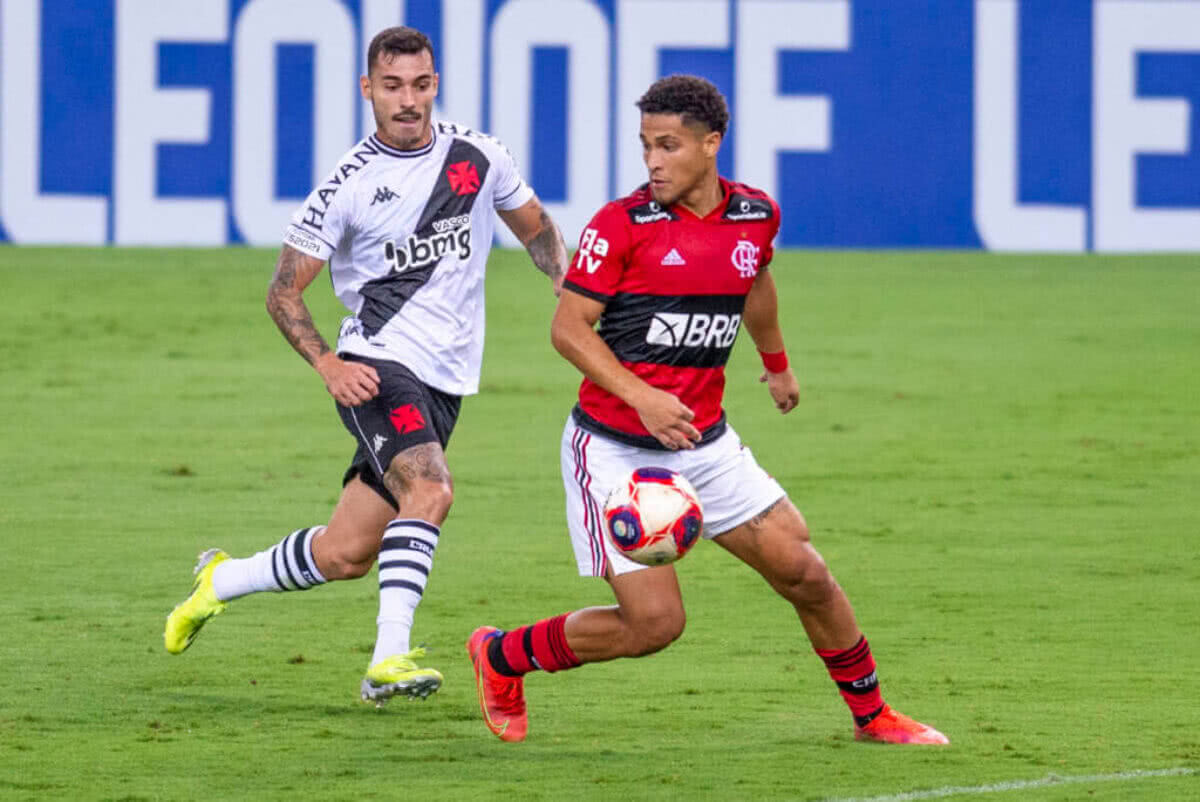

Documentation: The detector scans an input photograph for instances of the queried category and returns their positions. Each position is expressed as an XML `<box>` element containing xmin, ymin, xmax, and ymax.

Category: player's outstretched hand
<box><xmin>315</xmin><ymin>353</ymin><xmax>380</xmax><ymax>406</ymax></box>
<box><xmin>634</xmin><ymin>388</ymin><xmax>702</xmax><ymax>450</ymax></box>
<box><xmin>759</xmin><ymin>369</ymin><xmax>800</xmax><ymax>414</ymax></box>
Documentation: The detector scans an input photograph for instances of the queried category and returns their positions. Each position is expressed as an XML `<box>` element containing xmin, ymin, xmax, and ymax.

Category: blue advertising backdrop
<box><xmin>1</xmin><ymin>0</ymin><xmax>1198</xmax><ymax>250</ymax></box>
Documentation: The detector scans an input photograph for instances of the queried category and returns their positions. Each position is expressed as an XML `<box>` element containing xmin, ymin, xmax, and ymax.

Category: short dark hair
<box><xmin>636</xmin><ymin>75</ymin><xmax>729</xmax><ymax>137</ymax></box>
<box><xmin>367</xmin><ymin>26</ymin><xmax>435</xmax><ymax>73</ymax></box>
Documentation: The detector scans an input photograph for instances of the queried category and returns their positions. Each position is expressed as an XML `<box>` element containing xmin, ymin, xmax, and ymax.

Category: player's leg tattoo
<box><xmin>382</xmin><ymin>441</ymin><xmax>453</xmax><ymax>504</ymax></box>
<box><xmin>746</xmin><ymin>497</ymin><xmax>784</xmax><ymax>531</ymax></box>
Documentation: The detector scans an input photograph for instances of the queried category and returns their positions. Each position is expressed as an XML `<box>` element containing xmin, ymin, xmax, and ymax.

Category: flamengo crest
<box><xmin>731</xmin><ymin>240</ymin><xmax>760</xmax><ymax>278</ymax></box>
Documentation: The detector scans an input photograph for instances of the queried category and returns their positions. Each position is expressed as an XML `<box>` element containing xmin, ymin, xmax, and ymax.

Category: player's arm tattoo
<box><xmin>266</xmin><ymin>246</ymin><xmax>332</xmax><ymax>366</ymax></box>
<box><xmin>524</xmin><ymin>208</ymin><xmax>568</xmax><ymax>283</ymax></box>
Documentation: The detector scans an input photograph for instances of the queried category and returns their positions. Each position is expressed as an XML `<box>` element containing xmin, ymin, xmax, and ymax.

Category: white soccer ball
<box><xmin>603</xmin><ymin>467</ymin><xmax>704</xmax><ymax>566</ymax></box>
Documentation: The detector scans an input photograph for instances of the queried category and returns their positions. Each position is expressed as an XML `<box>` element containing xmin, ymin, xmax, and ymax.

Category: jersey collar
<box><xmin>370</xmin><ymin>128</ymin><xmax>437</xmax><ymax>158</ymax></box>
<box><xmin>669</xmin><ymin>177</ymin><xmax>733</xmax><ymax>222</ymax></box>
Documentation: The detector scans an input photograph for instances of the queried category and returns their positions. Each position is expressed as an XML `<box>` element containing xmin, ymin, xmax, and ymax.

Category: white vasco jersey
<box><xmin>283</xmin><ymin>121</ymin><xmax>534</xmax><ymax>396</ymax></box>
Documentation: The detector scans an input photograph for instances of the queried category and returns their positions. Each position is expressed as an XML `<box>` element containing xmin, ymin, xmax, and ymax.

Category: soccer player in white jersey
<box><xmin>164</xmin><ymin>27</ymin><xmax>568</xmax><ymax>705</ymax></box>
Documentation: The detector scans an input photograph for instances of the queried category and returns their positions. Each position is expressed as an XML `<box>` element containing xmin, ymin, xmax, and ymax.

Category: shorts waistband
<box><xmin>571</xmin><ymin>405</ymin><xmax>726</xmax><ymax>451</ymax></box>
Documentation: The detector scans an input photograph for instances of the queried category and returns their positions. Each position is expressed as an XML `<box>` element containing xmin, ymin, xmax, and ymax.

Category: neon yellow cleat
<box><xmin>164</xmin><ymin>549</ymin><xmax>229</xmax><ymax>655</ymax></box>
<box><xmin>361</xmin><ymin>648</ymin><xmax>443</xmax><ymax>705</ymax></box>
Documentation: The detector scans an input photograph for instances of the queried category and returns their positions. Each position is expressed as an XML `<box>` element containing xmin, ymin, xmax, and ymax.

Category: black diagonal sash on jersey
<box><xmin>358</xmin><ymin>139</ymin><xmax>492</xmax><ymax>338</ymax></box>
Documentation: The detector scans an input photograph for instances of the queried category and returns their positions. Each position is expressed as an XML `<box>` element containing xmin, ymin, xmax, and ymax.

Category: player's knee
<box><xmin>773</xmin><ymin>543</ymin><xmax>838</xmax><ymax>608</ymax></box>
<box><xmin>385</xmin><ymin>474</ymin><xmax>454</xmax><ymax>523</ymax></box>
<box><xmin>414</xmin><ymin>477</ymin><xmax>454</xmax><ymax>521</ymax></box>
<box><xmin>625</xmin><ymin>608</ymin><xmax>686</xmax><ymax>656</ymax></box>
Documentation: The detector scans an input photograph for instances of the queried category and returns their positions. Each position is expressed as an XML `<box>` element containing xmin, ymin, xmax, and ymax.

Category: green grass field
<box><xmin>1</xmin><ymin>247</ymin><xmax>1198</xmax><ymax>801</ymax></box>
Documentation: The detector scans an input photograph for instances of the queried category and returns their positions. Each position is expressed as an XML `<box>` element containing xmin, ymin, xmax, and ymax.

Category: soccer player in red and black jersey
<box><xmin>467</xmin><ymin>75</ymin><xmax>948</xmax><ymax>745</ymax></box>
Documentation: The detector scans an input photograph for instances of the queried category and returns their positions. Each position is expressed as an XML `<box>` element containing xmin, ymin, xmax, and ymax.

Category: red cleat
<box><xmin>466</xmin><ymin>626</ymin><xmax>528</xmax><ymax>742</ymax></box>
<box><xmin>855</xmin><ymin>705</ymin><xmax>949</xmax><ymax>745</ymax></box>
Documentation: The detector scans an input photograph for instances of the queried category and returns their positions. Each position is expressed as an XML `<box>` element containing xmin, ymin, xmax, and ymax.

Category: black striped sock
<box><xmin>268</xmin><ymin>527</ymin><xmax>327</xmax><ymax>591</ymax></box>
<box><xmin>372</xmin><ymin>519</ymin><xmax>439</xmax><ymax>663</ymax></box>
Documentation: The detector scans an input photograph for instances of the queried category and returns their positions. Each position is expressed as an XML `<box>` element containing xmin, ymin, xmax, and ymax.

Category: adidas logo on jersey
<box><xmin>370</xmin><ymin>186</ymin><xmax>399</xmax><ymax>205</ymax></box>
<box><xmin>660</xmin><ymin>248</ymin><xmax>686</xmax><ymax>266</ymax></box>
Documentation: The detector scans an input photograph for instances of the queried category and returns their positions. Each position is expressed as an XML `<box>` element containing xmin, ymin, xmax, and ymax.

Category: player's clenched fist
<box><xmin>634</xmin><ymin>387</ymin><xmax>702</xmax><ymax>450</ymax></box>
<box><xmin>316</xmin><ymin>353</ymin><xmax>380</xmax><ymax>406</ymax></box>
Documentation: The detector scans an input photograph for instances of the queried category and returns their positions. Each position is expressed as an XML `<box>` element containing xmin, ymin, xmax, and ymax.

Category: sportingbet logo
<box><xmin>645</xmin><ymin>313</ymin><xmax>742</xmax><ymax>348</ymax></box>
<box><xmin>576</xmin><ymin>226</ymin><xmax>609</xmax><ymax>274</ymax></box>
<box><xmin>632</xmin><ymin>201</ymin><xmax>672</xmax><ymax>224</ymax></box>
<box><xmin>384</xmin><ymin>218</ymin><xmax>471</xmax><ymax>272</ymax></box>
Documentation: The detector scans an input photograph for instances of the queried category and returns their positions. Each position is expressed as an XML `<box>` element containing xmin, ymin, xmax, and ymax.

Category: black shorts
<box><xmin>336</xmin><ymin>355</ymin><xmax>461</xmax><ymax>509</ymax></box>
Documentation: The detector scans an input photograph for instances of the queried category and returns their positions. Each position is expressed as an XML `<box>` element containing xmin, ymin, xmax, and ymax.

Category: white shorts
<box><xmin>560</xmin><ymin>415</ymin><xmax>787</xmax><ymax>577</ymax></box>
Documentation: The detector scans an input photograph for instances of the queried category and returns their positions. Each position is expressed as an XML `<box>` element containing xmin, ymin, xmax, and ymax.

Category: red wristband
<box><xmin>759</xmin><ymin>349</ymin><xmax>789</xmax><ymax>373</ymax></box>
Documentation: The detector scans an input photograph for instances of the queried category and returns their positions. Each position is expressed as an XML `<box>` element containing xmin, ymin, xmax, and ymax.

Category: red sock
<box><xmin>488</xmin><ymin>613</ymin><xmax>581</xmax><ymax>676</ymax></box>
<box><xmin>815</xmin><ymin>635</ymin><xmax>885</xmax><ymax>725</ymax></box>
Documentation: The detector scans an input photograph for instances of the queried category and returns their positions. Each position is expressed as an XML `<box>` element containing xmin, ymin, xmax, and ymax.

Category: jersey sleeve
<box><xmin>760</xmin><ymin>198</ymin><xmax>782</xmax><ymax>269</ymax></box>
<box><xmin>488</xmin><ymin>139</ymin><xmax>536</xmax><ymax>212</ymax></box>
<box><xmin>562</xmin><ymin>203</ymin><xmax>631</xmax><ymax>301</ymax></box>
<box><xmin>282</xmin><ymin>173</ymin><xmax>353</xmax><ymax>261</ymax></box>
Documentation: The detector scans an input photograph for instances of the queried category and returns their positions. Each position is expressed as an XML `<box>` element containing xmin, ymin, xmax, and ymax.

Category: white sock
<box><xmin>212</xmin><ymin>527</ymin><xmax>327</xmax><ymax>601</ymax></box>
<box><xmin>371</xmin><ymin>519</ymin><xmax>439</xmax><ymax>665</ymax></box>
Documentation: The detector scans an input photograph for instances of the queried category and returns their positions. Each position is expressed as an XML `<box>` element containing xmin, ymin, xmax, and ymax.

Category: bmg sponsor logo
<box><xmin>384</xmin><ymin>220</ymin><xmax>471</xmax><ymax>272</ymax></box>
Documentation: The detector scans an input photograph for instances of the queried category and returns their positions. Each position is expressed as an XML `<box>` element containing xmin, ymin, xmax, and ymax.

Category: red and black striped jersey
<box><xmin>563</xmin><ymin>178</ymin><xmax>780</xmax><ymax>449</ymax></box>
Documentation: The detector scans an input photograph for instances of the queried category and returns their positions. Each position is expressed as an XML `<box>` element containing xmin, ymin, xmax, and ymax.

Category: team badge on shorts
<box><xmin>389</xmin><ymin>404</ymin><xmax>427</xmax><ymax>434</ymax></box>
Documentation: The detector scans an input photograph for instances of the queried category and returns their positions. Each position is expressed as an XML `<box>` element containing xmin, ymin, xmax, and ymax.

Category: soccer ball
<box><xmin>603</xmin><ymin>467</ymin><xmax>704</xmax><ymax>566</ymax></box>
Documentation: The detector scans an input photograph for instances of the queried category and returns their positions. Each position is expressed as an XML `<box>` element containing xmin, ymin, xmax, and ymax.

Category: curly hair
<box><xmin>636</xmin><ymin>75</ymin><xmax>729</xmax><ymax>136</ymax></box>
<box><xmin>367</xmin><ymin>26</ymin><xmax>435</xmax><ymax>73</ymax></box>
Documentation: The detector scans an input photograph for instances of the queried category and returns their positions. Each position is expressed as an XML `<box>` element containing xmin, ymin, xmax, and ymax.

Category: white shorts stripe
<box><xmin>570</xmin><ymin>428</ymin><xmax>605</xmax><ymax>575</ymax></box>
<box><xmin>348</xmin><ymin>406</ymin><xmax>386</xmax><ymax>477</ymax></box>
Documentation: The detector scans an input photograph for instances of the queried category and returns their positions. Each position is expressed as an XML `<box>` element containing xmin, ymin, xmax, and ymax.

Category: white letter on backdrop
<box><xmin>1094</xmin><ymin>0</ymin><xmax>1200</xmax><ymax>251</ymax></box>
<box><xmin>114</xmin><ymin>0</ymin><xmax>228</xmax><ymax>244</ymax></box>
<box><xmin>232</xmin><ymin>0</ymin><xmax>356</xmax><ymax>245</ymax></box>
<box><xmin>1</xmin><ymin>1</ymin><xmax>107</xmax><ymax>243</ymax></box>
<box><xmin>490</xmin><ymin>0</ymin><xmax>610</xmax><ymax>246</ymax></box>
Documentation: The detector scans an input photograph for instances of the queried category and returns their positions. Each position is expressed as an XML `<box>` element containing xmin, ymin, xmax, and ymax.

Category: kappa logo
<box><xmin>446</xmin><ymin>161</ymin><xmax>481</xmax><ymax>195</ymax></box>
<box><xmin>389</xmin><ymin>404</ymin><xmax>427</xmax><ymax>435</ymax></box>
<box><xmin>731</xmin><ymin>239</ymin><xmax>760</xmax><ymax>278</ymax></box>
<box><xmin>645</xmin><ymin>312</ymin><xmax>742</xmax><ymax>348</ymax></box>
<box><xmin>576</xmin><ymin>226</ymin><xmax>610</xmax><ymax>274</ymax></box>
<box><xmin>370</xmin><ymin>186</ymin><xmax>399</xmax><ymax>205</ymax></box>
<box><xmin>660</xmin><ymin>248</ymin><xmax>686</xmax><ymax>266</ymax></box>
<box><xmin>372</xmin><ymin>433</ymin><xmax>388</xmax><ymax>454</ymax></box>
